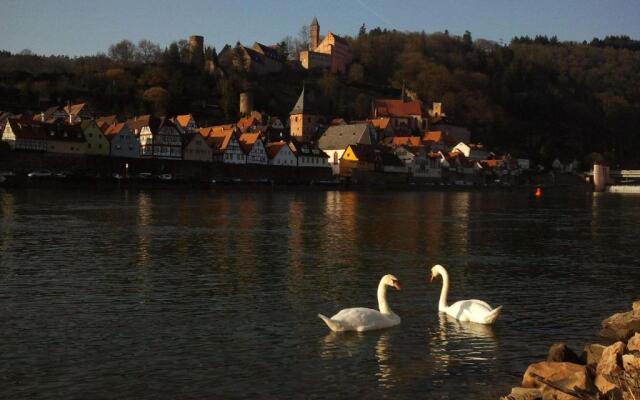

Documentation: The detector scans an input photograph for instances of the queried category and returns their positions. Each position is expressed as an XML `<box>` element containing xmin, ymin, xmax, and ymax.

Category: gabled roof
<box><xmin>5</xmin><ymin>119</ymin><xmax>47</xmax><ymax>140</ymax></box>
<box><xmin>374</xmin><ymin>99</ymin><xmax>422</xmax><ymax>117</ymax></box>
<box><xmin>326</xmin><ymin>32</ymin><xmax>348</xmax><ymax>46</ymax></box>
<box><xmin>174</xmin><ymin>114</ymin><xmax>194</xmax><ymax>129</ymax></box>
<box><xmin>63</xmin><ymin>103</ymin><xmax>88</xmax><ymax>117</ymax></box>
<box><xmin>318</xmin><ymin>123</ymin><xmax>374</xmax><ymax>150</ymax></box>
<box><xmin>345</xmin><ymin>143</ymin><xmax>377</xmax><ymax>162</ymax></box>
<box><xmin>104</xmin><ymin>122</ymin><xmax>129</xmax><ymax>137</ymax></box>
<box><xmin>368</xmin><ymin>117</ymin><xmax>391</xmax><ymax>130</ymax></box>
<box><xmin>96</xmin><ymin>115</ymin><xmax>117</xmax><ymax>127</ymax></box>
<box><xmin>382</xmin><ymin>136</ymin><xmax>422</xmax><ymax>147</ymax></box>
<box><xmin>290</xmin><ymin>87</ymin><xmax>317</xmax><ymax>115</ymax></box>
<box><xmin>252</xmin><ymin>42</ymin><xmax>284</xmax><ymax>62</ymax></box>
<box><xmin>238</xmin><ymin>132</ymin><xmax>261</xmax><ymax>153</ymax></box>
<box><xmin>237</xmin><ymin>115</ymin><xmax>259</xmax><ymax>130</ymax></box>
<box><xmin>265</xmin><ymin>141</ymin><xmax>288</xmax><ymax>159</ymax></box>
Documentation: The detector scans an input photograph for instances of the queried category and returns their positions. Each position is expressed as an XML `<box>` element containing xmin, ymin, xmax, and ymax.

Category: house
<box><xmin>266</xmin><ymin>141</ymin><xmax>297</xmax><ymax>166</ymax></box>
<box><xmin>430</xmin><ymin>123</ymin><xmax>471</xmax><ymax>144</ymax></box>
<box><xmin>299</xmin><ymin>17</ymin><xmax>352</xmax><ymax>73</ymax></box>
<box><xmin>128</xmin><ymin>116</ymin><xmax>182</xmax><ymax>159</ymax></box>
<box><xmin>1</xmin><ymin>118</ymin><xmax>47</xmax><ymax>152</ymax></box>
<box><xmin>318</xmin><ymin>123</ymin><xmax>376</xmax><ymax>175</ymax></box>
<box><xmin>173</xmin><ymin>114</ymin><xmax>197</xmax><ymax>133</ymax></box>
<box><xmin>368</xmin><ymin>117</ymin><xmax>394</xmax><ymax>138</ymax></box>
<box><xmin>289</xmin><ymin>87</ymin><xmax>320</xmax><ymax>142</ymax></box>
<box><xmin>372</xmin><ymin>98</ymin><xmax>425</xmax><ymax>132</ymax></box>
<box><xmin>381</xmin><ymin>136</ymin><xmax>422</xmax><ymax>148</ymax></box>
<box><xmin>251</xmin><ymin>42</ymin><xmax>285</xmax><ymax>64</ymax></box>
<box><xmin>208</xmin><ymin>128</ymin><xmax>245</xmax><ymax>164</ymax></box>
<box><xmin>422</xmin><ymin>130</ymin><xmax>456</xmax><ymax>152</ymax></box>
<box><xmin>291</xmin><ymin>140</ymin><xmax>330</xmax><ymax>168</ymax></box>
<box><xmin>237</xmin><ymin>115</ymin><xmax>261</xmax><ymax>133</ymax></box>
<box><xmin>339</xmin><ymin>143</ymin><xmax>377</xmax><ymax>176</ymax></box>
<box><xmin>81</xmin><ymin>120</ymin><xmax>110</xmax><ymax>156</ymax></box>
<box><xmin>411</xmin><ymin>148</ymin><xmax>443</xmax><ymax>180</ymax></box>
<box><xmin>218</xmin><ymin>43</ymin><xmax>283</xmax><ymax>75</ymax></box>
<box><xmin>44</xmin><ymin>121</ymin><xmax>87</xmax><ymax>155</ymax></box>
<box><xmin>183</xmin><ymin>132</ymin><xmax>212</xmax><ymax>162</ymax></box>
<box><xmin>265</xmin><ymin>117</ymin><xmax>286</xmax><ymax>142</ymax></box>
<box><xmin>452</xmin><ymin>142</ymin><xmax>489</xmax><ymax>161</ymax></box>
<box><xmin>63</xmin><ymin>103</ymin><xmax>93</xmax><ymax>123</ymax></box>
<box><xmin>104</xmin><ymin>123</ymin><xmax>139</xmax><ymax>158</ymax></box>
<box><xmin>239</xmin><ymin>133</ymin><xmax>268</xmax><ymax>165</ymax></box>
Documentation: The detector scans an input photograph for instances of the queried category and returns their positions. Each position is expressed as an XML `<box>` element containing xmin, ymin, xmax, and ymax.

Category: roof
<box><xmin>252</xmin><ymin>42</ymin><xmax>284</xmax><ymax>62</ymax></box>
<box><xmin>311</xmin><ymin>16</ymin><xmax>319</xmax><ymax>26</ymax></box>
<box><xmin>265</xmin><ymin>141</ymin><xmax>287</xmax><ymax>159</ymax></box>
<box><xmin>237</xmin><ymin>115</ymin><xmax>258</xmax><ymax>130</ymax></box>
<box><xmin>318</xmin><ymin>123</ymin><xmax>374</xmax><ymax>150</ymax></box>
<box><xmin>104</xmin><ymin>122</ymin><xmax>128</xmax><ymax>137</ymax></box>
<box><xmin>63</xmin><ymin>103</ymin><xmax>87</xmax><ymax>117</ymax></box>
<box><xmin>290</xmin><ymin>87</ymin><xmax>317</xmax><ymax>115</ymax></box>
<box><xmin>326</xmin><ymin>32</ymin><xmax>348</xmax><ymax>46</ymax></box>
<box><xmin>374</xmin><ymin>99</ymin><xmax>422</xmax><ymax>117</ymax></box>
<box><xmin>290</xmin><ymin>140</ymin><xmax>329</xmax><ymax>158</ymax></box>
<box><xmin>368</xmin><ymin>118</ymin><xmax>391</xmax><ymax>130</ymax></box>
<box><xmin>96</xmin><ymin>115</ymin><xmax>117</xmax><ymax>127</ymax></box>
<box><xmin>382</xmin><ymin>136</ymin><xmax>422</xmax><ymax>147</ymax></box>
<box><xmin>346</xmin><ymin>143</ymin><xmax>377</xmax><ymax>162</ymax></box>
<box><xmin>174</xmin><ymin>114</ymin><xmax>194</xmax><ymax>128</ymax></box>
<box><xmin>45</xmin><ymin>121</ymin><xmax>86</xmax><ymax>142</ymax></box>
<box><xmin>238</xmin><ymin>132</ymin><xmax>261</xmax><ymax>153</ymax></box>
<box><xmin>5</xmin><ymin>119</ymin><xmax>47</xmax><ymax>140</ymax></box>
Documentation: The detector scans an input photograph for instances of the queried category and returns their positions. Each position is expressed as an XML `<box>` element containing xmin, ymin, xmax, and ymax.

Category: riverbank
<box><xmin>501</xmin><ymin>301</ymin><xmax>640</xmax><ymax>400</ymax></box>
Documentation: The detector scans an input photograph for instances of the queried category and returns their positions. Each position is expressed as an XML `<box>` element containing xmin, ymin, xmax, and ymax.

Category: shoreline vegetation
<box><xmin>501</xmin><ymin>301</ymin><xmax>640</xmax><ymax>400</ymax></box>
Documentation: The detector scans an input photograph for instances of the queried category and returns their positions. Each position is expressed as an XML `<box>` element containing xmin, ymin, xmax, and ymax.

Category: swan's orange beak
<box><xmin>393</xmin><ymin>281</ymin><xmax>401</xmax><ymax>290</ymax></box>
<box><xmin>429</xmin><ymin>273</ymin><xmax>436</xmax><ymax>283</ymax></box>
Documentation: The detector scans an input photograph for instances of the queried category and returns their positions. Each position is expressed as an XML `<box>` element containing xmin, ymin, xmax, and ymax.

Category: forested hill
<box><xmin>1</xmin><ymin>30</ymin><xmax>640</xmax><ymax>166</ymax></box>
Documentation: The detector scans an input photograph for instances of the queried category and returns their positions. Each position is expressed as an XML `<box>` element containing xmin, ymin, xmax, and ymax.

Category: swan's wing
<box><xmin>467</xmin><ymin>299</ymin><xmax>493</xmax><ymax>310</ymax></box>
<box><xmin>448</xmin><ymin>300</ymin><xmax>493</xmax><ymax>320</ymax></box>
<box><xmin>331</xmin><ymin>307</ymin><xmax>391</xmax><ymax>330</ymax></box>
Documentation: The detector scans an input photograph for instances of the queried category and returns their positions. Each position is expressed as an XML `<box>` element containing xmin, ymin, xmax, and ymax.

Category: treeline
<box><xmin>1</xmin><ymin>29</ymin><xmax>640</xmax><ymax>166</ymax></box>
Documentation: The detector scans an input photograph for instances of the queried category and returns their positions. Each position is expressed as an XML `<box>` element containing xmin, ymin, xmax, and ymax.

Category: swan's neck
<box><xmin>438</xmin><ymin>269</ymin><xmax>449</xmax><ymax>312</ymax></box>
<box><xmin>377</xmin><ymin>281</ymin><xmax>393</xmax><ymax>315</ymax></box>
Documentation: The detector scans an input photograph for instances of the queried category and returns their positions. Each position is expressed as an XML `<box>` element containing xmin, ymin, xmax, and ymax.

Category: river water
<box><xmin>1</xmin><ymin>187</ymin><xmax>639</xmax><ymax>399</ymax></box>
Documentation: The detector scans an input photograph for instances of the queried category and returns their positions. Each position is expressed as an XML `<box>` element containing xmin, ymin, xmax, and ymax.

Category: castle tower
<box><xmin>239</xmin><ymin>92</ymin><xmax>254</xmax><ymax>116</ymax></box>
<box><xmin>188</xmin><ymin>35</ymin><xmax>204</xmax><ymax>67</ymax></box>
<box><xmin>310</xmin><ymin>17</ymin><xmax>320</xmax><ymax>50</ymax></box>
<box><xmin>289</xmin><ymin>86</ymin><xmax>319</xmax><ymax>142</ymax></box>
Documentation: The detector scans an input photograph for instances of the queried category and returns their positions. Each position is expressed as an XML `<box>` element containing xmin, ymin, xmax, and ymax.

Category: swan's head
<box><xmin>430</xmin><ymin>264</ymin><xmax>446</xmax><ymax>283</ymax></box>
<box><xmin>382</xmin><ymin>274</ymin><xmax>401</xmax><ymax>290</ymax></box>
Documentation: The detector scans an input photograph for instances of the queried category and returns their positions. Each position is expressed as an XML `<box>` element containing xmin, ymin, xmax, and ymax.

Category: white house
<box><xmin>291</xmin><ymin>141</ymin><xmax>330</xmax><ymax>168</ymax></box>
<box><xmin>266</xmin><ymin>141</ymin><xmax>297</xmax><ymax>166</ymax></box>
<box><xmin>239</xmin><ymin>133</ymin><xmax>268</xmax><ymax>165</ymax></box>
<box><xmin>318</xmin><ymin>123</ymin><xmax>376</xmax><ymax>175</ymax></box>
<box><xmin>210</xmin><ymin>130</ymin><xmax>246</xmax><ymax>164</ymax></box>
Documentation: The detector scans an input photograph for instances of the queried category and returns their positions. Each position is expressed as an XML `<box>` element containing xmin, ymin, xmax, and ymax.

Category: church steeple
<box><xmin>289</xmin><ymin>86</ymin><xmax>319</xmax><ymax>142</ymax></box>
<box><xmin>310</xmin><ymin>17</ymin><xmax>320</xmax><ymax>50</ymax></box>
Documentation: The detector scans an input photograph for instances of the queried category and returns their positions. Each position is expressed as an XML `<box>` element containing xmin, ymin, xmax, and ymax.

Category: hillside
<box><xmin>1</xmin><ymin>30</ymin><xmax>640</xmax><ymax>167</ymax></box>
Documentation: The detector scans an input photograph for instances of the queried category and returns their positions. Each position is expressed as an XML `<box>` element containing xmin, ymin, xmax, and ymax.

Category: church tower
<box><xmin>310</xmin><ymin>17</ymin><xmax>320</xmax><ymax>50</ymax></box>
<box><xmin>289</xmin><ymin>86</ymin><xmax>319</xmax><ymax>142</ymax></box>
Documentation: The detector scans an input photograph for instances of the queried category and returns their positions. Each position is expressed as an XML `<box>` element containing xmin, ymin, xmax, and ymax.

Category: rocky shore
<box><xmin>501</xmin><ymin>300</ymin><xmax>640</xmax><ymax>400</ymax></box>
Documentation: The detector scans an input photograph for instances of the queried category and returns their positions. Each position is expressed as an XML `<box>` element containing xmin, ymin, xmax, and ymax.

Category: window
<box><xmin>333</xmin><ymin>152</ymin><xmax>338</xmax><ymax>165</ymax></box>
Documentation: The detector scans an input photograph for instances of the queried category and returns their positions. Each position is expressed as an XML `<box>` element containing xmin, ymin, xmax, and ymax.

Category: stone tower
<box><xmin>189</xmin><ymin>35</ymin><xmax>204</xmax><ymax>66</ymax></box>
<box><xmin>290</xmin><ymin>86</ymin><xmax>319</xmax><ymax>142</ymax></box>
<box><xmin>310</xmin><ymin>17</ymin><xmax>320</xmax><ymax>50</ymax></box>
<box><xmin>239</xmin><ymin>92</ymin><xmax>254</xmax><ymax>116</ymax></box>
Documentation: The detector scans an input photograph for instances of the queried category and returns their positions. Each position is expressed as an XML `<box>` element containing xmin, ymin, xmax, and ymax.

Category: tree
<box><xmin>143</xmin><ymin>86</ymin><xmax>169</xmax><ymax>115</ymax></box>
<box><xmin>348</xmin><ymin>63</ymin><xmax>365</xmax><ymax>83</ymax></box>
<box><xmin>136</xmin><ymin>40</ymin><xmax>161</xmax><ymax>63</ymax></box>
<box><xmin>108</xmin><ymin>40</ymin><xmax>136</xmax><ymax>64</ymax></box>
<box><xmin>358</xmin><ymin>24</ymin><xmax>367</xmax><ymax>38</ymax></box>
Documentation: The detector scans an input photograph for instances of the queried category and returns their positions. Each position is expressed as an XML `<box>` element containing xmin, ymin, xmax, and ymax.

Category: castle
<box><xmin>299</xmin><ymin>17</ymin><xmax>352</xmax><ymax>74</ymax></box>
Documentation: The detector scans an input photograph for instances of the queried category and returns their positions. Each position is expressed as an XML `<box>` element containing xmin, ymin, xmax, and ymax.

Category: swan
<box><xmin>318</xmin><ymin>274</ymin><xmax>401</xmax><ymax>332</ymax></box>
<box><xmin>430</xmin><ymin>264</ymin><xmax>502</xmax><ymax>325</ymax></box>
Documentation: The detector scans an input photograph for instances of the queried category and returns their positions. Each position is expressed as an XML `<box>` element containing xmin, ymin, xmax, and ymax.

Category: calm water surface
<box><xmin>1</xmin><ymin>188</ymin><xmax>639</xmax><ymax>399</ymax></box>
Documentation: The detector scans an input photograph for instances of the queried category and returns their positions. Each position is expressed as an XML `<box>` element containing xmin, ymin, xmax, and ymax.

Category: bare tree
<box><xmin>108</xmin><ymin>40</ymin><xmax>136</xmax><ymax>64</ymax></box>
<box><xmin>136</xmin><ymin>40</ymin><xmax>161</xmax><ymax>63</ymax></box>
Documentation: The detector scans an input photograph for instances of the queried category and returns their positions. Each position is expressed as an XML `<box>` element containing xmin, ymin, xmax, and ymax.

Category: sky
<box><xmin>1</xmin><ymin>0</ymin><xmax>640</xmax><ymax>56</ymax></box>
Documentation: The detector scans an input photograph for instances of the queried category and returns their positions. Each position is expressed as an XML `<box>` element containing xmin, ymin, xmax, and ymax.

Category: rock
<box><xmin>597</xmin><ymin>341</ymin><xmax>625</xmax><ymax>376</ymax></box>
<box><xmin>622</xmin><ymin>353</ymin><xmax>640</xmax><ymax>372</ymax></box>
<box><xmin>582</xmin><ymin>343</ymin><xmax>606</xmax><ymax>366</ymax></box>
<box><xmin>547</xmin><ymin>343</ymin><xmax>581</xmax><ymax>363</ymax></box>
<box><xmin>539</xmin><ymin>371</ymin><xmax>597</xmax><ymax>400</ymax></box>
<box><xmin>522</xmin><ymin>362</ymin><xmax>593</xmax><ymax>397</ymax></box>
<box><xmin>501</xmin><ymin>387</ymin><xmax>542</xmax><ymax>400</ymax></box>
<box><xmin>601</xmin><ymin>302</ymin><xmax>640</xmax><ymax>341</ymax></box>
<box><xmin>627</xmin><ymin>332</ymin><xmax>640</xmax><ymax>352</ymax></box>
<box><xmin>595</xmin><ymin>374</ymin><xmax>623</xmax><ymax>399</ymax></box>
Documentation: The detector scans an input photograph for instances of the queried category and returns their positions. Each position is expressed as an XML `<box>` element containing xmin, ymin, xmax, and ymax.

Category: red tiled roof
<box><xmin>374</xmin><ymin>99</ymin><xmax>422</xmax><ymax>117</ymax></box>
<box><xmin>265</xmin><ymin>141</ymin><xmax>286</xmax><ymax>159</ymax></box>
<box><xmin>368</xmin><ymin>117</ymin><xmax>391</xmax><ymax>130</ymax></box>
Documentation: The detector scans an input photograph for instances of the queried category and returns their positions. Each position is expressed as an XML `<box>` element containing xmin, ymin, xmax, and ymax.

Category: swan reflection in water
<box><xmin>429</xmin><ymin>313</ymin><xmax>498</xmax><ymax>373</ymax></box>
<box><xmin>318</xmin><ymin>331</ymin><xmax>397</xmax><ymax>389</ymax></box>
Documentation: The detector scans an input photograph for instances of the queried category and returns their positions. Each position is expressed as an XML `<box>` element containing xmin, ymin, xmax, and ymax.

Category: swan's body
<box><xmin>430</xmin><ymin>265</ymin><xmax>502</xmax><ymax>325</ymax></box>
<box><xmin>318</xmin><ymin>275</ymin><xmax>401</xmax><ymax>332</ymax></box>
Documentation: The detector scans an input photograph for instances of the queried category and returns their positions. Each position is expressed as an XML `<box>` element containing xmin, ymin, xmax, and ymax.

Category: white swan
<box><xmin>318</xmin><ymin>274</ymin><xmax>401</xmax><ymax>332</ymax></box>
<box><xmin>430</xmin><ymin>264</ymin><xmax>502</xmax><ymax>325</ymax></box>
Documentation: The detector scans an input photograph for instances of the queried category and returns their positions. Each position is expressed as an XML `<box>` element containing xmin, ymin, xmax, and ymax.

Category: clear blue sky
<box><xmin>2</xmin><ymin>0</ymin><xmax>640</xmax><ymax>56</ymax></box>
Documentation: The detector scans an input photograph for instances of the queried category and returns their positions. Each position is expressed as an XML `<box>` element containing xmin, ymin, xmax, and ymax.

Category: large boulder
<box><xmin>595</xmin><ymin>342</ymin><xmax>626</xmax><ymax>398</ymax></box>
<box><xmin>622</xmin><ymin>353</ymin><xmax>640</xmax><ymax>372</ymax></box>
<box><xmin>582</xmin><ymin>343</ymin><xmax>606</xmax><ymax>366</ymax></box>
<box><xmin>547</xmin><ymin>343</ymin><xmax>581</xmax><ymax>364</ymax></box>
<box><xmin>600</xmin><ymin>301</ymin><xmax>640</xmax><ymax>341</ymax></box>
<box><xmin>627</xmin><ymin>332</ymin><xmax>640</xmax><ymax>352</ymax></box>
<box><xmin>522</xmin><ymin>361</ymin><xmax>594</xmax><ymax>399</ymax></box>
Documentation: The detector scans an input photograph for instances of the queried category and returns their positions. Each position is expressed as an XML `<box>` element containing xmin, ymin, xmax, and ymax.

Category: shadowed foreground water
<box><xmin>1</xmin><ymin>188</ymin><xmax>639</xmax><ymax>399</ymax></box>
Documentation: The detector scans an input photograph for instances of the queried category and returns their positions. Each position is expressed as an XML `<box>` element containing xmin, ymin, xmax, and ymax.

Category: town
<box><xmin>1</xmin><ymin>18</ymin><xmax>576</xmax><ymax>187</ymax></box>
